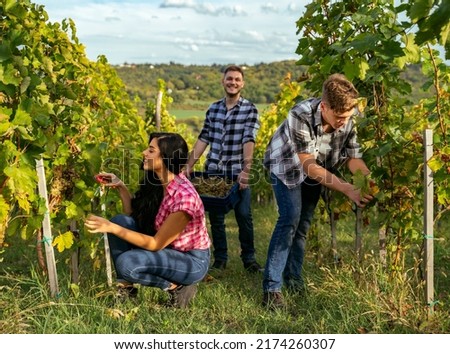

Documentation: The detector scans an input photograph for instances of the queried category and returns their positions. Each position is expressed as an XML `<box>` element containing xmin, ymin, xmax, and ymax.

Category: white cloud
<box><xmin>105</xmin><ymin>16</ymin><xmax>121</xmax><ymax>22</ymax></box>
<box><xmin>178</xmin><ymin>42</ymin><xmax>200</xmax><ymax>52</ymax></box>
<box><xmin>287</xmin><ymin>2</ymin><xmax>298</xmax><ymax>12</ymax></box>
<box><xmin>261</xmin><ymin>3</ymin><xmax>279</xmax><ymax>14</ymax></box>
<box><xmin>159</xmin><ymin>0</ymin><xmax>247</xmax><ymax>16</ymax></box>
<box><xmin>38</xmin><ymin>0</ymin><xmax>307</xmax><ymax>64</ymax></box>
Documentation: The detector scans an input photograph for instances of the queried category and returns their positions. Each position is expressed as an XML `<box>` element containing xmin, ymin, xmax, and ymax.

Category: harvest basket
<box><xmin>190</xmin><ymin>171</ymin><xmax>240</xmax><ymax>213</ymax></box>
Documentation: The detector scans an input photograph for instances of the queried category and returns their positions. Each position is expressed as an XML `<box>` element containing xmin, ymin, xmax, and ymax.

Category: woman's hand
<box><xmin>85</xmin><ymin>214</ymin><xmax>113</xmax><ymax>234</ymax></box>
<box><xmin>94</xmin><ymin>172</ymin><xmax>124</xmax><ymax>188</ymax></box>
<box><xmin>95</xmin><ymin>172</ymin><xmax>133</xmax><ymax>214</ymax></box>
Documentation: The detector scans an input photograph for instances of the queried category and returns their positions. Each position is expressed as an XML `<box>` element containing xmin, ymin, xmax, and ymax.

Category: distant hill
<box><xmin>114</xmin><ymin>61</ymin><xmax>306</xmax><ymax>110</ymax></box>
<box><xmin>113</xmin><ymin>61</ymin><xmax>431</xmax><ymax>112</ymax></box>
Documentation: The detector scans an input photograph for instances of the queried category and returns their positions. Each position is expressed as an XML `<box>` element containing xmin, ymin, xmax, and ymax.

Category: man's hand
<box><xmin>344</xmin><ymin>184</ymin><xmax>374</xmax><ymax>208</ymax></box>
<box><xmin>237</xmin><ymin>170</ymin><xmax>250</xmax><ymax>190</ymax></box>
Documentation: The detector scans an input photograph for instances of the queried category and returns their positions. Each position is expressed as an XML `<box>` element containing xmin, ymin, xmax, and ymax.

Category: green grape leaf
<box><xmin>63</xmin><ymin>201</ymin><xmax>79</xmax><ymax>219</ymax></box>
<box><xmin>0</xmin><ymin>43</ymin><xmax>13</xmax><ymax>62</ymax></box>
<box><xmin>408</xmin><ymin>0</ymin><xmax>433</xmax><ymax>23</ymax></box>
<box><xmin>12</xmin><ymin>107</ymin><xmax>32</xmax><ymax>126</ymax></box>
<box><xmin>4</xmin><ymin>165</ymin><xmax>37</xmax><ymax>213</ymax></box>
<box><xmin>352</xmin><ymin>170</ymin><xmax>369</xmax><ymax>195</ymax></box>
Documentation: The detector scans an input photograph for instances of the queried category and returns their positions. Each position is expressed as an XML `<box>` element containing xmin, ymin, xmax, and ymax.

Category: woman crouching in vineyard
<box><xmin>85</xmin><ymin>132</ymin><xmax>211</xmax><ymax>308</ymax></box>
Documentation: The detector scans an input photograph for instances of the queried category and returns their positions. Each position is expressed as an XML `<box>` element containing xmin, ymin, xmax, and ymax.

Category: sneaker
<box><xmin>116</xmin><ymin>284</ymin><xmax>138</xmax><ymax>300</ymax></box>
<box><xmin>210</xmin><ymin>259</ymin><xmax>227</xmax><ymax>270</ymax></box>
<box><xmin>167</xmin><ymin>284</ymin><xmax>198</xmax><ymax>308</ymax></box>
<box><xmin>262</xmin><ymin>291</ymin><xmax>286</xmax><ymax>310</ymax></box>
<box><xmin>244</xmin><ymin>260</ymin><xmax>264</xmax><ymax>273</ymax></box>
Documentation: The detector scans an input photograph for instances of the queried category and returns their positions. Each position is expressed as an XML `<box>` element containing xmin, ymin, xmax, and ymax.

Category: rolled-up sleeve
<box><xmin>198</xmin><ymin>109</ymin><xmax>211</xmax><ymax>144</ymax></box>
<box><xmin>242</xmin><ymin>106</ymin><xmax>259</xmax><ymax>144</ymax></box>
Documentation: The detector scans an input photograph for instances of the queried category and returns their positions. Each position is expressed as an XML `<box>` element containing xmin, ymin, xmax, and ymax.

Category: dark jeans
<box><xmin>107</xmin><ymin>214</ymin><xmax>210</xmax><ymax>290</ymax></box>
<box><xmin>263</xmin><ymin>174</ymin><xmax>322</xmax><ymax>292</ymax></box>
<box><xmin>208</xmin><ymin>187</ymin><xmax>256</xmax><ymax>264</ymax></box>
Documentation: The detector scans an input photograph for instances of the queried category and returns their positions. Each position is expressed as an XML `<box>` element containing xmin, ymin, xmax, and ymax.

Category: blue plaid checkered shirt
<box><xmin>263</xmin><ymin>98</ymin><xmax>363</xmax><ymax>188</ymax></box>
<box><xmin>199</xmin><ymin>97</ymin><xmax>259</xmax><ymax>175</ymax></box>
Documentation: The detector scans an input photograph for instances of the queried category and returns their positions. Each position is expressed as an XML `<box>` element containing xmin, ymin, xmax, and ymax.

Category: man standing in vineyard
<box><xmin>186</xmin><ymin>65</ymin><xmax>263</xmax><ymax>273</ymax></box>
<box><xmin>262</xmin><ymin>74</ymin><xmax>374</xmax><ymax>309</ymax></box>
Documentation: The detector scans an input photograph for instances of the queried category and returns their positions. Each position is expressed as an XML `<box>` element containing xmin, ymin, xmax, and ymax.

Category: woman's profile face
<box><xmin>142</xmin><ymin>138</ymin><xmax>163</xmax><ymax>171</ymax></box>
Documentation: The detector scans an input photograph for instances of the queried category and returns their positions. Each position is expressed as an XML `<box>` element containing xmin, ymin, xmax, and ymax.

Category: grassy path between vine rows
<box><xmin>0</xmin><ymin>203</ymin><xmax>449</xmax><ymax>333</ymax></box>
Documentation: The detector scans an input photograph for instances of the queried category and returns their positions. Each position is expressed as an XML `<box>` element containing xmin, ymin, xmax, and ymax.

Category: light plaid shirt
<box><xmin>155</xmin><ymin>173</ymin><xmax>211</xmax><ymax>252</ymax></box>
<box><xmin>199</xmin><ymin>97</ymin><xmax>259</xmax><ymax>175</ymax></box>
<box><xmin>264</xmin><ymin>98</ymin><xmax>363</xmax><ymax>188</ymax></box>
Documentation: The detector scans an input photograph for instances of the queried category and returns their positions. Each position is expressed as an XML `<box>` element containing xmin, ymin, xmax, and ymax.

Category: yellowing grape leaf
<box><xmin>52</xmin><ymin>231</ymin><xmax>74</xmax><ymax>252</ymax></box>
<box><xmin>70</xmin><ymin>283</ymin><xmax>80</xmax><ymax>298</ymax></box>
<box><xmin>106</xmin><ymin>308</ymin><xmax>125</xmax><ymax>319</ymax></box>
<box><xmin>357</xmin><ymin>97</ymin><xmax>367</xmax><ymax>113</ymax></box>
<box><xmin>427</xmin><ymin>156</ymin><xmax>443</xmax><ymax>172</ymax></box>
<box><xmin>0</xmin><ymin>195</ymin><xmax>10</xmax><ymax>221</ymax></box>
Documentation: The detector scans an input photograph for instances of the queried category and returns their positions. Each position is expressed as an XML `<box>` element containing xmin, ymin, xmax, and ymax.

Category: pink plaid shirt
<box><xmin>155</xmin><ymin>173</ymin><xmax>211</xmax><ymax>252</ymax></box>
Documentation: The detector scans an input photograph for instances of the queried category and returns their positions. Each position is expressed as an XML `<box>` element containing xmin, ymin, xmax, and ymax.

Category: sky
<box><xmin>37</xmin><ymin>0</ymin><xmax>308</xmax><ymax>65</ymax></box>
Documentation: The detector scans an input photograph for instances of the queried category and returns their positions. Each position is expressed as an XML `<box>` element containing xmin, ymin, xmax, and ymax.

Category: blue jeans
<box><xmin>208</xmin><ymin>187</ymin><xmax>256</xmax><ymax>264</ymax></box>
<box><xmin>107</xmin><ymin>215</ymin><xmax>210</xmax><ymax>290</ymax></box>
<box><xmin>263</xmin><ymin>173</ymin><xmax>322</xmax><ymax>292</ymax></box>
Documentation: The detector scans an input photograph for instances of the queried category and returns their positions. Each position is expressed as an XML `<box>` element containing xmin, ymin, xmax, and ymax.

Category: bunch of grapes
<box><xmin>191</xmin><ymin>175</ymin><xmax>234</xmax><ymax>198</ymax></box>
<box><xmin>49</xmin><ymin>165</ymin><xmax>80</xmax><ymax>209</ymax></box>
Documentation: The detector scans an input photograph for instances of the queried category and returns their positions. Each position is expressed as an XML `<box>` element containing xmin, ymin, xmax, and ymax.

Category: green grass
<box><xmin>1</xmin><ymin>203</ymin><xmax>449</xmax><ymax>334</ymax></box>
<box><xmin>171</xmin><ymin>109</ymin><xmax>206</xmax><ymax>120</ymax></box>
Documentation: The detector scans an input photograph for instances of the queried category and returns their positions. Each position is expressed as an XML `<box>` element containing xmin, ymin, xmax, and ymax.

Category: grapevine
<box><xmin>293</xmin><ymin>0</ymin><xmax>449</xmax><ymax>276</ymax></box>
<box><xmin>0</xmin><ymin>1</ymin><xmax>147</xmax><ymax>257</ymax></box>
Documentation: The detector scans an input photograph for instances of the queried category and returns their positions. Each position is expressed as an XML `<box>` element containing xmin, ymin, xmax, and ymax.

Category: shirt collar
<box><xmin>166</xmin><ymin>173</ymin><xmax>188</xmax><ymax>196</ymax></box>
<box><xmin>221</xmin><ymin>96</ymin><xmax>243</xmax><ymax>108</ymax></box>
<box><xmin>313</xmin><ymin>99</ymin><xmax>323</xmax><ymax>135</ymax></box>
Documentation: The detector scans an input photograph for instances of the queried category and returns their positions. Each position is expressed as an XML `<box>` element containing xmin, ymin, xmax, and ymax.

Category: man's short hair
<box><xmin>223</xmin><ymin>65</ymin><xmax>245</xmax><ymax>78</ymax></box>
<box><xmin>322</xmin><ymin>74</ymin><xmax>358</xmax><ymax>113</ymax></box>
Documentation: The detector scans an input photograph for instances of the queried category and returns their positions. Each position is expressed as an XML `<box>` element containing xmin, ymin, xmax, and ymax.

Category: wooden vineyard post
<box><xmin>155</xmin><ymin>90</ymin><xmax>163</xmax><ymax>131</ymax></box>
<box><xmin>100</xmin><ymin>188</ymin><xmax>113</xmax><ymax>287</ymax></box>
<box><xmin>423</xmin><ymin>129</ymin><xmax>434</xmax><ymax>314</ymax></box>
<box><xmin>35</xmin><ymin>158</ymin><xmax>60</xmax><ymax>298</ymax></box>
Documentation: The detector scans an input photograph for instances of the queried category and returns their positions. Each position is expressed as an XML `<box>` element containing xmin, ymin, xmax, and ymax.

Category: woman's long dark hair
<box><xmin>131</xmin><ymin>132</ymin><xmax>188</xmax><ymax>235</ymax></box>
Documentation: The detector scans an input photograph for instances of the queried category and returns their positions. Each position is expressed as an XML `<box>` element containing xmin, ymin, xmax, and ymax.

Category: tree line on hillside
<box><xmin>114</xmin><ymin>61</ymin><xmax>429</xmax><ymax>110</ymax></box>
<box><xmin>114</xmin><ymin>61</ymin><xmax>305</xmax><ymax>109</ymax></box>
